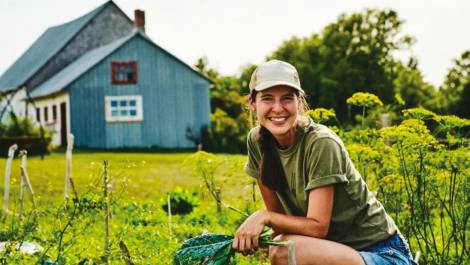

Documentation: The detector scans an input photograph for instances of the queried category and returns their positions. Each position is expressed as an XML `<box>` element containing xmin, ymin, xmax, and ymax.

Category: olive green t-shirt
<box><xmin>244</xmin><ymin>119</ymin><xmax>397</xmax><ymax>250</ymax></box>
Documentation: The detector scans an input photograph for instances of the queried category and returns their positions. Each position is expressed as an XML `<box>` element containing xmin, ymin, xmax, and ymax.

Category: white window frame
<box><xmin>105</xmin><ymin>95</ymin><xmax>143</xmax><ymax>122</ymax></box>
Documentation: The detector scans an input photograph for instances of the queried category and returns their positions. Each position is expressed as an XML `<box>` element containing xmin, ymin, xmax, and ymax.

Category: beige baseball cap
<box><xmin>249</xmin><ymin>60</ymin><xmax>304</xmax><ymax>93</ymax></box>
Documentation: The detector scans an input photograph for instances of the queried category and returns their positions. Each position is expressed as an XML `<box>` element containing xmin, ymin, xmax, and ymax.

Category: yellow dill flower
<box><xmin>306</xmin><ymin>108</ymin><xmax>336</xmax><ymax>123</ymax></box>
<box><xmin>346</xmin><ymin>92</ymin><xmax>383</xmax><ymax>108</ymax></box>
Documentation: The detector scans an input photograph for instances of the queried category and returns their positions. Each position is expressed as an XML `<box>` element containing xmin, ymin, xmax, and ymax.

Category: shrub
<box><xmin>161</xmin><ymin>187</ymin><xmax>198</xmax><ymax>215</ymax></box>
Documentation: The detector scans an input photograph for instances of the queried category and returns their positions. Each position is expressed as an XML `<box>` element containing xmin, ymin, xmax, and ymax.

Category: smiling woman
<box><xmin>232</xmin><ymin>60</ymin><xmax>417</xmax><ymax>265</ymax></box>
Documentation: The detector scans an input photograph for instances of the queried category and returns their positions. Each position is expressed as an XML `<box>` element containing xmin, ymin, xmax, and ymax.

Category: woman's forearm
<box><xmin>266</xmin><ymin>211</ymin><xmax>329</xmax><ymax>238</ymax></box>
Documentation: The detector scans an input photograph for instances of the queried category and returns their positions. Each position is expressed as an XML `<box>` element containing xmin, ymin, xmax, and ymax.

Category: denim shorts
<box><xmin>359</xmin><ymin>234</ymin><xmax>417</xmax><ymax>265</ymax></box>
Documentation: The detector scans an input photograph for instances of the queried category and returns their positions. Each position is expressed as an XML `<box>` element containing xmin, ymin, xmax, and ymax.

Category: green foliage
<box><xmin>161</xmin><ymin>187</ymin><xmax>198</xmax><ymax>215</ymax></box>
<box><xmin>270</xmin><ymin>9</ymin><xmax>412</xmax><ymax>122</ymax></box>
<box><xmin>3</xmin><ymin>112</ymin><xmax>48</xmax><ymax>138</ymax></box>
<box><xmin>393</xmin><ymin>62</ymin><xmax>437</xmax><ymax>110</ymax></box>
<box><xmin>173</xmin><ymin>234</ymin><xmax>234</xmax><ymax>265</ymax></box>
<box><xmin>194</xmin><ymin>58</ymin><xmax>251</xmax><ymax>153</ymax></box>
<box><xmin>173</xmin><ymin>230</ymin><xmax>287</xmax><ymax>265</ymax></box>
<box><xmin>205</xmin><ymin>108</ymin><xmax>250</xmax><ymax>153</ymax></box>
<box><xmin>438</xmin><ymin>50</ymin><xmax>470</xmax><ymax>117</ymax></box>
<box><xmin>183</xmin><ymin>151</ymin><xmax>224</xmax><ymax>212</ymax></box>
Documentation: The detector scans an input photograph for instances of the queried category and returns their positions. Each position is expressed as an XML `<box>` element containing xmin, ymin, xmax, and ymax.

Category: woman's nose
<box><xmin>272</xmin><ymin>101</ymin><xmax>283</xmax><ymax>112</ymax></box>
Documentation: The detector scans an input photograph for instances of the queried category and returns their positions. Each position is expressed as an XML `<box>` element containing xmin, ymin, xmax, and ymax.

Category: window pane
<box><xmin>52</xmin><ymin>105</ymin><xmax>57</xmax><ymax>121</ymax></box>
<box><xmin>112</xmin><ymin>62</ymin><xmax>137</xmax><ymax>84</ymax></box>
<box><xmin>120</xmin><ymin>100</ymin><xmax>127</xmax><ymax>107</ymax></box>
<box><xmin>120</xmin><ymin>110</ymin><xmax>128</xmax><ymax>116</ymax></box>
<box><xmin>44</xmin><ymin>107</ymin><xmax>48</xmax><ymax>122</ymax></box>
<box><xmin>111</xmin><ymin>100</ymin><xmax>118</xmax><ymax>107</ymax></box>
<box><xmin>130</xmin><ymin>110</ymin><xmax>137</xmax><ymax>116</ymax></box>
<box><xmin>36</xmin><ymin>108</ymin><xmax>41</xmax><ymax>122</ymax></box>
<box><xmin>111</xmin><ymin>110</ymin><xmax>119</xmax><ymax>117</ymax></box>
<box><xmin>129</xmin><ymin>100</ymin><xmax>136</xmax><ymax>107</ymax></box>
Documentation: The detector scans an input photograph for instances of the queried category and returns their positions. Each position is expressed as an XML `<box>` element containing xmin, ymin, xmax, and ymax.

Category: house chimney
<box><xmin>134</xmin><ymin>9</ymin><xmax>145</xmax><ymax>32</ymax></box>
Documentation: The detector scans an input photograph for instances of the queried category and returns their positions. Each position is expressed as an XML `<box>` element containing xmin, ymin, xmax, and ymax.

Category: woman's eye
<box><xmin>261</xmin><ymin>97</ymin><xmax>273</xmax><ymax>102</ymax></box>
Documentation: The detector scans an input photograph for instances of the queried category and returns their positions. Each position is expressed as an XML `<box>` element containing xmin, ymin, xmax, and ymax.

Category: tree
<box><xmin>194</xmin><ymin>58</ymin><xmax>251</xmax><ymax>153</ymax></box>
<box><xmin>270</xmin><ymin>9</ymin><xmax>414</xmax><ymax>123</ymax></box>
<box><xmin>393</xmin><ymin>61</ymin><xmax>437</xmax><ymax>110</ymax></box>
<box><xmin>439</xmin><ymin>50</ymin><xmax>470</xmax><ymax>117</ymax></box>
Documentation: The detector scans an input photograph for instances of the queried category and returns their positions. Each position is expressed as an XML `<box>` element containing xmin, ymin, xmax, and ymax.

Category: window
<box><xmin>52</xmin><ymin>105</ymin><xmax>57</xmax><ymax>121</ymax></box>
<box><xmin>111</xmin><ymin>61</ymin><xmax>137</xmax><ymax>84</ymax></box>
<box><xmin>105</xmin><ymin>95</ymin><xmax>143</xmax><ymax>122</ymax></box>
<box><xmin>36</xmin><ymin>108</ymin><xmax>41</xmax><ymax>122</ymax></box>
<box><xmin>44</xmin><ymin>106</ymin><xmax>48</xmax><ymax>122</ymax></box>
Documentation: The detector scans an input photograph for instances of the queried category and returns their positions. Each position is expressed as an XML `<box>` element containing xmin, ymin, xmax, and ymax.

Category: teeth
<box><xmin>270</xmin><ymin>117</ymin><xmax>287</xmax><ymax>122</ymax></box>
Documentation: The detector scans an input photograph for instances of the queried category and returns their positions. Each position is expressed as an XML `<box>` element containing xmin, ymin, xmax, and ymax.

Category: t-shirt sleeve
<box><xmin>243</xmin><ymin>129</ymin><xmax>261</xmax><ymax>178</ymax></box>
<box><xmin>305</xmin><ymin>137</ymin><xmax>349</xmax><ymax>191</ymax></box>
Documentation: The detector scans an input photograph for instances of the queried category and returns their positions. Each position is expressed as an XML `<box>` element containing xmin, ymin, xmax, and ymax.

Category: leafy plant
<box><xmin>173</xmin><ymin>230</ymin><xmax>289</xmax><ymax>265</ymax></box>
<box><xmin>161</xmin><ymin>187</ymin><xmax>198</xmax><ymax>215</ymax></box>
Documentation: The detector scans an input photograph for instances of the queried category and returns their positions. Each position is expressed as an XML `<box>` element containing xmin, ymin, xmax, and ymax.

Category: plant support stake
<box><xmin>18</xmin><ymin>150</ymin><xmax>37</xmax><ymax>221</ymax></box>
<box><xmin>3</xmin><ymin>144</ymin><xmax>17</xmax><ymax>214</ymax></box>
<box><xmin>65</xmin><ymin>134</ymin><xmax>78</xmax><ymax>202</ymax></box>
<box><xmin>167</xmin><ymin>194</ymin><xmax>172</xmax><ymax>238</ymax></box>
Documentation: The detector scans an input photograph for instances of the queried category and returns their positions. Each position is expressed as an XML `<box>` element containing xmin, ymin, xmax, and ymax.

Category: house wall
<box><xmin>68</xmin><ymin>36</ymin><xmax>211</xmax><ymax>148</ymax></box>
<box><xmin>31</xmin><ymin>93</ymin><xmax>70</xmax><ymax>146</ymax></box>
<box><xmin>27</xmin><ymin>3</ymin><xmax>133</xmax><ymax>90</ymax></box>
<box><xmin>0</xmin><ymin>87</ymin><xmax>28</xmax><ymax>123</ymax></box>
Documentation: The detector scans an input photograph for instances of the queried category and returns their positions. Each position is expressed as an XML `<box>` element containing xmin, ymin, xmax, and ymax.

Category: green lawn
<box><xmin>0</xmin><ymin>151</ymin><xmax>267</xmax><ymax>264</ymax></box>
<box><xmin>0</xmin><ymin>151</ymin><xmax>251</xmax><ymax>205</ymax></box>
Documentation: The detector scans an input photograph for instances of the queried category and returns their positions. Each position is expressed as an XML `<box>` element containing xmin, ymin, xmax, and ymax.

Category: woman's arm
<box><xmin>267</xmin><ymin>185</ymin><xmax>334</xmax><ymax>238</ymax></box>
<box><xmin>257</xmin><ymin>178</ymin><xmax>286</xmax><ymax>214</ymax></box>
<box><xmin>232</xmin><ymin>180</ymin><xmax>335</xmax><ymax>253</ymax></box>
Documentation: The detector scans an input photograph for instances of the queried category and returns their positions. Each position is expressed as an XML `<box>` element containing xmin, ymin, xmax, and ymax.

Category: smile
<box><xmin>268</xmin><ymin>117</ymin><xmax>288</xmax><ymax>122</ymax></box>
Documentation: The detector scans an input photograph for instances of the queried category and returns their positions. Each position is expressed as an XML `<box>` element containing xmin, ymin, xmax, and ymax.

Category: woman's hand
<box><xmin>232</xmin><ymin>210</ymin><xmax>270</xmax><ymax>254</ymax></box>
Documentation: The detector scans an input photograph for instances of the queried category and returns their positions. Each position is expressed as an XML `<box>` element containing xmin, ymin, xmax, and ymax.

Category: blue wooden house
<box><xmin>0</xmin><ymin>1</ymin><xmax>211</xmax><ymax>149</ymax></box>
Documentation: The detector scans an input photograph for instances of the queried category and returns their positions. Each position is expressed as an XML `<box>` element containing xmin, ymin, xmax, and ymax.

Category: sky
<box><xmin>0</xmin><ymin>0</ymin><xmax>469</xmax><ymax>87</ymax></box>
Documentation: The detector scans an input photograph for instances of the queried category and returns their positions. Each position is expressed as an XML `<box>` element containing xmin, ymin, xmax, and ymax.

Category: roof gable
<box><xmin>30</xmin><ymin>31</ymin><xmax>212</xmax><ymax>99</ymax></box>
<box><xmin>0</xmin><ymin>1</ymin><xmax>116</xmax><ymax>92</ymax></box>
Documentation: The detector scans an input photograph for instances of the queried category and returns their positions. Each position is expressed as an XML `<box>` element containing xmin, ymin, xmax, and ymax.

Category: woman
<box><xmin>232</xmin><ymin>60</ymin><xmax>416</xmax><ymax>265</ymax></box>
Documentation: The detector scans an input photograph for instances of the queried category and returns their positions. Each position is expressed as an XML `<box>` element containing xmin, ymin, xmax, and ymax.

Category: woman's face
<box><xmin>251</xmin><ymin>85</ymin><xmax>299</xmax><ymax>145</ymax></box>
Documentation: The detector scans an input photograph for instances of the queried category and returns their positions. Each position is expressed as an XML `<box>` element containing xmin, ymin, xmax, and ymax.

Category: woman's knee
<box><xmin>269</xmin><ymin>234</ymin><xmax>291</xmax><ymax>265</ymax></box>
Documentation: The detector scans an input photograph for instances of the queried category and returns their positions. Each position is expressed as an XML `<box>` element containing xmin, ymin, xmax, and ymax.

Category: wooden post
<box><xmin>65</xmin><ymin>134</ymin><xmax>77</xmax><ymax>202</ymax></box>
<box><xmin>103</xmin><ymin>160</ymin><xmax>110</xmax><ymax>260</ymax></box>
<box><xmin>119</xmin><ymin>240</ymin><xmax>135</xmax><ymax>265</ymax></box>
<box><xmin>3</xmin><ymin>144</ymin><xmax>17</xmax><ymax>214</ymax></box>
<box><xmin>18</xmin><ymin>150</ymin><xmax>36</xmax><ymax>220</ymax></box>
<box><xmin>167</xmin><ymin>194</ymin><xmax>172</xmax><ymax>238</ymax></box>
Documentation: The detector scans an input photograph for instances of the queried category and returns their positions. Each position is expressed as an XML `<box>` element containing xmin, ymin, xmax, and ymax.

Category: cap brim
<box><xmin>254</xmin><ymin>80</ymin><xmax>304</xmax><ymax>93</ymax></box>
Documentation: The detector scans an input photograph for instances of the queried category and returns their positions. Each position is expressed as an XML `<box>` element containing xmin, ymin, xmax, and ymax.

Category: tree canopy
<box><xmin>269</xmin><ymin>9</ymin><xmax>415</xmax><ymax>122</ymax></box>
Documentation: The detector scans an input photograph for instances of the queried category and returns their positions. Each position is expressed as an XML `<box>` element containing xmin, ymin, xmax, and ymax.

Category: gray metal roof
<box><xmin>0</xmin><ymin>1</ymin><xmax>111</xmax><ymax>93</ymax></box>
<box><xmin>30</xmin><ymin>31</ymin><xmax>137</xmax><ymax>99</ymax></box>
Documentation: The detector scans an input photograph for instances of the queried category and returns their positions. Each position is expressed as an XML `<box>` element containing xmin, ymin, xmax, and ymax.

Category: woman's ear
<box><xmin>248</xmin><ymin>98</ymin><xmax>256</xmax><ymax>112</ymax></box>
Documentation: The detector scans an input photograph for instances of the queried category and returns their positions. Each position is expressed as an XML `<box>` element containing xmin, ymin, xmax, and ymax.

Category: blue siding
<box><xmin>69</xmin><ymin>35</ymin><xmax>210</xmax><ymax>148</ymax></box>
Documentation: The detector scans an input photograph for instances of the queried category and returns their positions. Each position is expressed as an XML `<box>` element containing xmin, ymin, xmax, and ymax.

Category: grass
<box><xmin>0</xmin><ymin>151</ymin><xmax>249</xmax><ymax>204</ymax></box>
<box><xmin>0</xmin><ymin>150</ymin><xmax>267</xmax><ymax>264</ymax></box>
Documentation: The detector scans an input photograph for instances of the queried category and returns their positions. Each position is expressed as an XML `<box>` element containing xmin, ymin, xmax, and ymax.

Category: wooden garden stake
<box><xmin>103</xmin><ymin>160</ymin><xmax>110</xmax><ymax>260</ymax></box>
<box><xmin>167</xmin><ymin>194</ymin><xmax>172</xmax><ymax>238</ymax></box>
<box><xmin>65</xmin><ymin>134</ymin><xmax>78</xmax><ymax>202</ymax></box>
<box><xmin>18</xmin><ymin>150</ymin><xmax>37</xmax><ymax>221</ymax></box>
<box><xmin>3</xmin><ymin>144</ymin><xmax>17</xmax><ymax>214</ymax></box>
<box><xmin>119</xmin><ymin>240</ymin><xmax>135</xmax><ymax>265</ymax></box>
